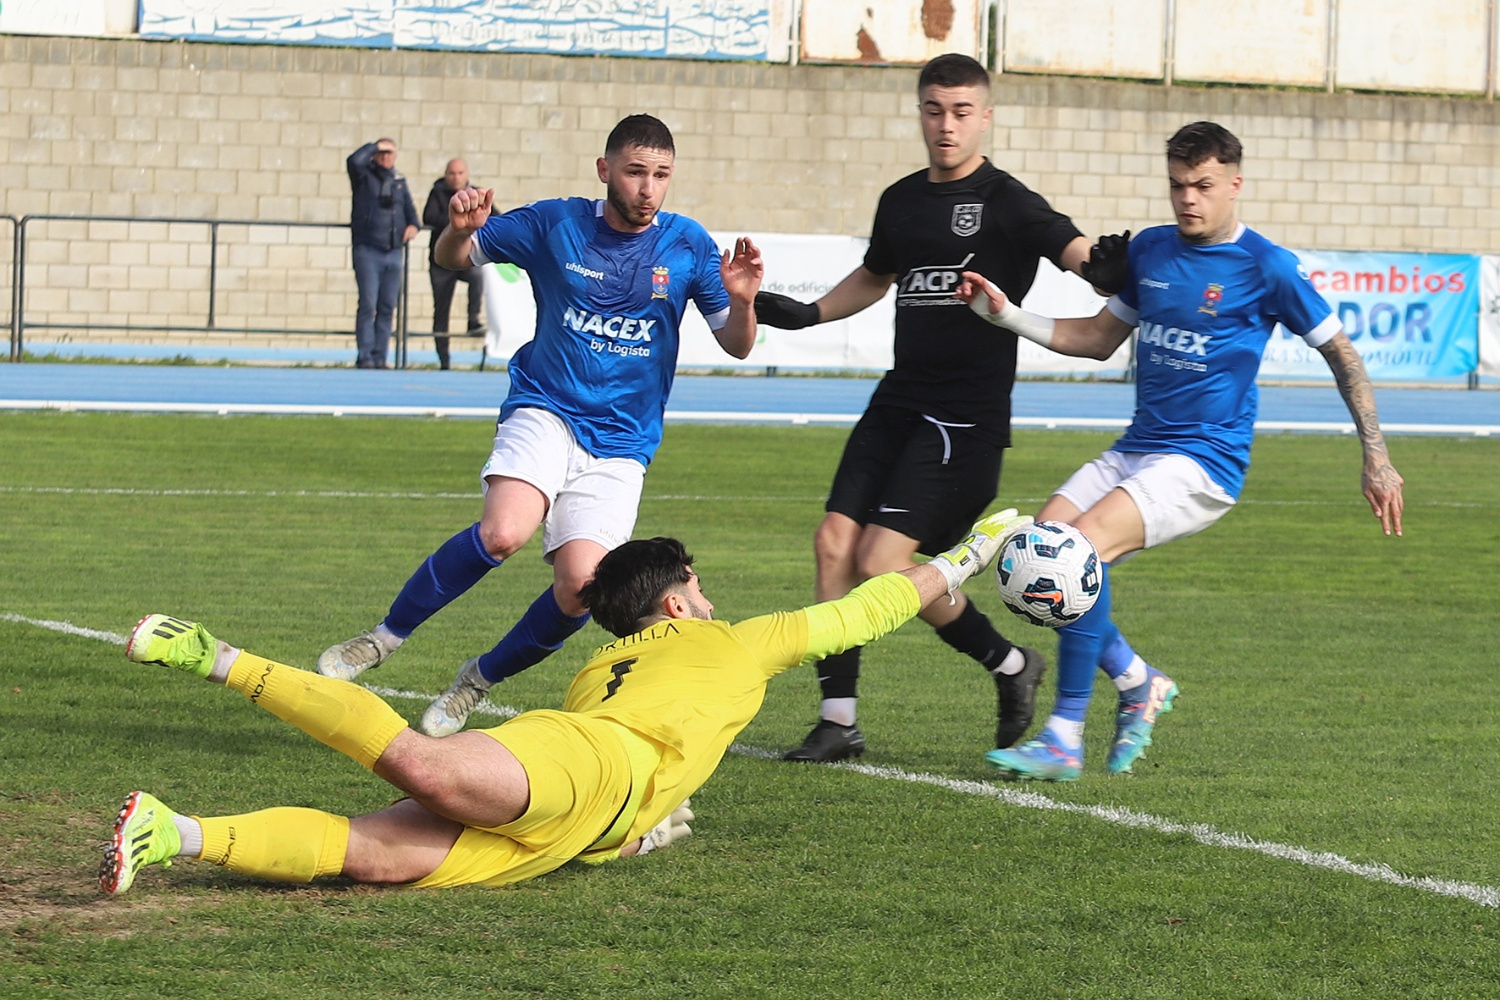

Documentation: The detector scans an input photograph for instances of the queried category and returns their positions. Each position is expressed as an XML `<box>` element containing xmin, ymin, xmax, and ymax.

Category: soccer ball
<box><xmin>994</xmin><ymin>520</ymin><xmax>1101</xmax><ymax>627</ymax></box>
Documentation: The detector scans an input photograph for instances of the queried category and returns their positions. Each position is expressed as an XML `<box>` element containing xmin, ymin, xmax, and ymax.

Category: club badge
<box><xmin>951</xmin><ymin>203</ymin><xmax>983</xmax><ymax>237</ymax></box>
<box><xmin>651</xmin><ymin>266</ymin><xmax>670</xmax><ymax>299</ymax></box>
<box><xmin>1198</xmin><ymin>283</ymin><xmax>1224</xmax><ymax>316</ymax></box>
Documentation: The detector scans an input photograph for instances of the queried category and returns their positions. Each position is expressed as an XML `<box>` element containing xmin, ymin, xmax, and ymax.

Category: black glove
<box><xmin>1080</xmin><ymin>230</ymin><xmax>1131</xmax><ymax>295</ymax></box>
<box><xmin>754</xmin><ymin>291</ymin><xmax>821</xmax><ymax>330</ymax></box>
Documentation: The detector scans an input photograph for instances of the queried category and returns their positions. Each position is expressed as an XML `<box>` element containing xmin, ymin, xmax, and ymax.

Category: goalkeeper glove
<box><xmin>1079</xmin><ymin>230</ymin><xmax>1131</xmax><ymax>295</ymax></box>
<box><xmin>635</xmin><ymin>800</ymin><xmax>694</xmax><ymax>857</ymax></box>
<box><xmin>930</xmin><ymin>508</ymin><xmax>1033</xmax><ymax>594</ymax></box>
<box><xmin>754</xmin><ymin>291</ymin><xmax>821</xmax><ymax>329</ymax></box>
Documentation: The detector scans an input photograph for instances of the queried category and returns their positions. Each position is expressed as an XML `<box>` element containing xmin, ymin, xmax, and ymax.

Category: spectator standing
<box><xmin>348</xmin><ymin>138</ymin><xmax>420</xmax><ymax>369</ymax></box>
<box><xmin>424</xmin><ymin>158</ymin><xmax>486</xmax><ymax>370</ymax></box>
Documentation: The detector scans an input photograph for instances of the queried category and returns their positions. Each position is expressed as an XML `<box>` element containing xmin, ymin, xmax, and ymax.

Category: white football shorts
<box><xmin>479</xmin><ymin>407</ymin><xmax>645</xmax><ymax>559</ymax></box>
<box><xmin>1054</xmin><ymin>449</ymin><xmax>1236</xmax><ymax>551</ymax></box>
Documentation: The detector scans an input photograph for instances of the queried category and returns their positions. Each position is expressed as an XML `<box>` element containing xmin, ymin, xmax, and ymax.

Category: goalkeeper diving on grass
<box><xmin>101</xmin><ymin>509</ymin><xmax>1031</xmax><ymax>895</ymax></box>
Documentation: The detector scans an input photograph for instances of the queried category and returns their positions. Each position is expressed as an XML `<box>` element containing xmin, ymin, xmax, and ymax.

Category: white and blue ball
<box><xmin>995</xmin><ymin>520</ymin><xmax>1101</xmax><ymax>627</ymax></box>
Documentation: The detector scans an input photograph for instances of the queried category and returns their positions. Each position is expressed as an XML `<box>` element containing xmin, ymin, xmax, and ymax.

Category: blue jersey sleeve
<box><xmin>685</xmin><ymin>222</ymin><xmax>731</xmax><ymax>330</ymax></box>
<box><xmin>473</xmin><ymin>200</ymin><xmax>558</xmax><ymax>269</ymax></box>
<box><xmin>1263</xmin><ymin>246</ymin><xmax>1339</xmax><ymax>347</ymax></box>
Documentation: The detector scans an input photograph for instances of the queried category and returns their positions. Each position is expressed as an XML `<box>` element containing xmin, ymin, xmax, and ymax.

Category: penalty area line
<box><xmin>8</xmin><ymin>611</ymin><xmax>1496</xmax><ymax>909</ymax></box>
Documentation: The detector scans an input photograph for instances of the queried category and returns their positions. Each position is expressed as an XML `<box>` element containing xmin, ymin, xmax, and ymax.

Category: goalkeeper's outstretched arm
<box><xmin>799</xmin><ymin>509</ymin><xmax>1031</xmax><ymax>664</ymax></box>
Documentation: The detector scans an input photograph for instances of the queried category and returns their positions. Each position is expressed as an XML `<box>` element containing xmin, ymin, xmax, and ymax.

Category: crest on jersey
<box><xmin>951</xmin><ymin>203</ymin><xmax>983</xmax><ymax>237</ymax></box>
<box><xmin>651</xmin><ymin>266</ymin><xmax>670</xmax><ymax>299</ymax></box>
<box><xmin>1198</xmin><ymin>283</ymin><xmax>1224</xmax><ymax>316</ymax></box>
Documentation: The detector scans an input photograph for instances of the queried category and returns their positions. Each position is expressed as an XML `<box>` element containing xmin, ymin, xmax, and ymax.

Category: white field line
<box><xmin>0</xmin><ymin>397</ymin><xmax>1496</xmax><ymax>436</ymax></box>
<box><xmin>7</xmin><ymin>611</ymin><xmax>1497</xmax><ymax>910</ymax></box>
<box><xmin>0</xmin><ymin>483</ymin><xmax>1491</xmax><ymax>511</ymax></box>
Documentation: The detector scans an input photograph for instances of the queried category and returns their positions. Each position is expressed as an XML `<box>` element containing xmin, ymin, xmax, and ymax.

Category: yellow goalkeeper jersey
<box><xmin>561</xmin><ymin>571</ymin><xmax>923</xmax><ymax>846</ymax></box>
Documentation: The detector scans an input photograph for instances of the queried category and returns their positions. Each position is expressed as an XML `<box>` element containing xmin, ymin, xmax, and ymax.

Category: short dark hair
<box><xmin>578</xmin><ymin>537</ymin><xmax>695</xmax><ymax>638</ymax></box>
<box><xmin>605</xmin><ymin>114</ymin><xmax>675</xmax><ymax>158</ymax></box>
<box><xmin>917</xmin><ymin>53</ymin><xmax>991</xmax><ymax>93</ymax></box>
<box><xmin>1166</xmin><ymin>121</ymin><xmax>1242</xmax><ymax>169</ymax></box>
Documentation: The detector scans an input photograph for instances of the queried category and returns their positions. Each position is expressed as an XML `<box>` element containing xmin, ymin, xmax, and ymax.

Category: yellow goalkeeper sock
<box><xmin>225</xmin><ymin>651</ymin><xmax>409</xmax><ymax>770</ymax></box>
<box><xmin>196</xmin><ymin>808</ymin><xmax>349</xmax><ymax>883</ymax></box>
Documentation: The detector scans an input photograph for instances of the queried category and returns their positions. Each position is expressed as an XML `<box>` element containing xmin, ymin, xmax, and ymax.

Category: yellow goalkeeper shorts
<box><xmin>411</xmin><ymin>710</ymin><xmax>658</xmax><ymax>889</ymax></box>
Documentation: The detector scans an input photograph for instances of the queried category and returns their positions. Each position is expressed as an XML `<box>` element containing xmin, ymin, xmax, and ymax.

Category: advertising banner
<box><xmin>483</xmin><ymin>231</ymin><xmax>1127</xmax><ymax>375</ymax></box>
<box><xmin>1261</xmin><ymin>250</ymin><xmax>1479</xmax><ymax>380</ymax></box>
<box><xmin>398</xmin><ymin>0</ymin><xmax>779</xmax><ymax>61</ymax></box>
<box><xmin>139</xmin><ymin>0</ymin><xmax>392</xmax><ymax>46</ymax></box>
<box><xmin>138</xmin><ymin>0</ymin><xmax>782</xmax><ymax>59</ymax></box>
<box><xmin>1478</xmin><ymin>256</ymin><xmax>1500</xmax><ymax>378</ymax></box>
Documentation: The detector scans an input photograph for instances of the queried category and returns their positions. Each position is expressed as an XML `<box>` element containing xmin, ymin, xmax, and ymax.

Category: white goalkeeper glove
<box><xmin>930</xmin><ymin>508</ymin><xmax>1033</xmax><ymax>595</ymax></box>
<box><xmin>635</xmin><ymin>800</ymin><xmax>694</xmax><ymax>857</ymax></box>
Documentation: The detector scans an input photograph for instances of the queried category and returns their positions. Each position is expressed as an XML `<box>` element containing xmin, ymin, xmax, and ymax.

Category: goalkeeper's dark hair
<box><xmin>605</xmin><ymin>114</ymin><xmax>675</xmax><ymax>158</ymax></box>
<box><xmin>1166</xmin><ymin>121</ymin><xmax>1242</xmax><ymax>169</ymax></box>
<box><xmin>917</xmin><ymin>53</ymin><xmax>991</xmax><ymax>94</ymax></box>
<box><xmin>579</xmin><ymin>537</ymin><xmax>695</xmax><ymax>638</ymax></box>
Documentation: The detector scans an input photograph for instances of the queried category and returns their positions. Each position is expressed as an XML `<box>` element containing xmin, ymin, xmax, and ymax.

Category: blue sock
<box><xmin>384</xmin><ymin>523</ymin><xmax>501</xmax><ymax>638</ymax></box>
<box><xmin>475</xmin><ymin>585</ymin><xmax>591</xmax><ymax>684</ymax></box>
<box><xmin>1052</xmin><ymin>562</ymin><xmax>1114</xmax><ymax>723</ymax></box>
<box><xmin>1098</xmin><ymin>628</ymin><xmax>1134</xmax><ymax>680</ymax></box>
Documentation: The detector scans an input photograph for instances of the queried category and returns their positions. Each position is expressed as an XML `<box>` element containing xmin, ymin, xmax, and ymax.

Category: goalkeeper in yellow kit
<box><xmin>101</xmin><ymin>509</ymin><xmax>1029</xmax><ymax>895</ymax></box>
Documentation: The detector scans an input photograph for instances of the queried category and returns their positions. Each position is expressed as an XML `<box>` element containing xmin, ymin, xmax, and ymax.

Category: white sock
<box><xmin>172</xmin><ymin>814</ymin><xmax>203</xmax><ymax>858</ymax></box>
<box><xmin>990</xmin><ymin>646</ymin><xmax>1026</xmax><ymax>676</ymax></box>
<box><xmin>373</xmin><ymin>623</ymin><xmax>404</xmax><ymax>650</ymax></box>
<box><xmin>820</xmin><ymin>697</ymin><xmax>857</xmax><ymax>727</ymax></box>
<box><xmin>1112</xmin><ymin>656</ymin><xmax>1149</xmax><ymax>693</ymax></box>
<box><xmin>1043</xmin><ymin>715</ymin><xmax>1085</xmax><ymax>748</ymax></box>
<box><xmin>208</xmin><ymin>642</ymin><xmax>240</xmax><ymax>684</ymax></box>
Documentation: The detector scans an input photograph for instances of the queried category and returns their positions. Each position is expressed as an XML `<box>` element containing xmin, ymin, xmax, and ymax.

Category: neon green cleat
<box><xmin>125</xmin><ymin>614</ymin><xmax>217</xmax><ymax>678</ymax></box>
<box><xmin>99</xmin><ymin>791</ymin><xmax>182</xmax><ymax>896</ymax></box>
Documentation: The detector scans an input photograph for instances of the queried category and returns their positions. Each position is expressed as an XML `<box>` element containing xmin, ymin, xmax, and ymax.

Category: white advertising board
<box><xmin>1002</xmin><ymin>0</ymin><xmax>1166</xmax><ymax>78</ymax></box>
<box><xmin>1334</xmin><ymin>0</ymin><xmax>1489</xmax><ymax>94</ymax></box>
<box><xmin>799</xmin><ymin>0</ymin><xmax>983</xmax><ymax>65</ymax></box>
<box><xmin>0</xmin><ymin>0</ymin><xmax>135</xmax><ymax>35</ymax></box>
<box><xmin>1174</xmin><ymin>0</ymin><xmax>1328</xmax><ymax>87</ymax></box>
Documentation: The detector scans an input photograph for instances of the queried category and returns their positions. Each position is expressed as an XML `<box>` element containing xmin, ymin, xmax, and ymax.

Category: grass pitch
<box><xmin>2</xmin><ymin>410</ymin><xmax>1499</xmax><ymax>998</ymax></box>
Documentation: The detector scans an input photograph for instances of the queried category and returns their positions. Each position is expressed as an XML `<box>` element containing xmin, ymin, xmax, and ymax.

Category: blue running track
<box><xmin>1</xmin><ymin>363</ymin><xmax>1499</xmax><ymax>435</ymax></box>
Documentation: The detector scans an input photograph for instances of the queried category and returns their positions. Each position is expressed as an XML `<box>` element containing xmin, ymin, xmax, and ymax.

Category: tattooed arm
<box><xmin>1316</xmin><ymin>331</ymin><xmax>1405</xmax><ymax>536</ymax></box>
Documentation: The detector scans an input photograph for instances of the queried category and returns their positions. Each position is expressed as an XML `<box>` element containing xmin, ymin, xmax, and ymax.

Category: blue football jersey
<box><xmin>472</xmin><ymin>198</ymin><xmax>731</xmax><ymax>465</ymax></box>
<box><xmin>1109</xmin><ymin>224</ymin><xmax>1339</xmax><ymax>498</ymax></box>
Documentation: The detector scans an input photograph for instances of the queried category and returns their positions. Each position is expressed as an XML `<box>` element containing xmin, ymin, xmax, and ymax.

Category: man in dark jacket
<box><xmin>347</xmin><ymin>138</ymin><xmax>419</xmax><ymax>369</ymax></box>
<box><xmin>423</xmin><ymin>158</ymin><xmax>485</xmax><ymax>370</ymax></box>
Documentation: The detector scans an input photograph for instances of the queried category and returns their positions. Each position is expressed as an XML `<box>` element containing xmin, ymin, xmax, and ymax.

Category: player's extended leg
<box><xmin>1097</xmin><ymin>629</ymin><xmax>1178</xmax><ymax>774</ymax></box>
<box><xmin>111</xmin><ymin>616</ymin><xmax>534</xmax><ymax>891</ymax></box>
<box><xmin>419</xmin><ymin>539</ymin><xmax>598</xmax><ymax>737</ymax></box>
<box><xmin>318</xmin><ymin>476</ymin><xmax>546</xmax><ymax>680</ymax></box>
<box><xmin>987</xmin><ymin>489</ymin><xmax>1155</xmax><ymax>780</ymax></box>
<box><xmin>783</xmin><ymin>511</ymin><xmax>867</xmax><ymax>762</ymax></box>
<box><xmin>421</xmin><ymin>446</ymin><xmax>642</xmax><ymax>737</ymax></box>
<box><xmin>101</xmin><ymin>791</ymin><xmax>466</xmax><ymax>895</ymax></box>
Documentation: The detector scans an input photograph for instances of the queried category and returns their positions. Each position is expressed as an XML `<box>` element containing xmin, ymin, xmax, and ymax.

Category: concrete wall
<box><xmin>4</xmin><ymin>34</ymin><xmax>1500</xmax><ymax>355</ymax></box>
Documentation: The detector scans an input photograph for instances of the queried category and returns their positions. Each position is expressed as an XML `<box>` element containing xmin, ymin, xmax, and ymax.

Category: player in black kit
<box><xmin>756</xmin><ymin>53</ymin><xmax>1129</xmax><ymax>762</ymax></box>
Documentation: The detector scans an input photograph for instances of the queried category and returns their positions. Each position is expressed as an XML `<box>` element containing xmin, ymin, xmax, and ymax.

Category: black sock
<box><xmin>816</xmin><ymin>647</ymin><xmax>861</xmax><ymax>700</ymax></box>
<box><xmin>935</xmin><ymin>601</ymin><xmax>1014</xmax><ymax>672</ymax></box>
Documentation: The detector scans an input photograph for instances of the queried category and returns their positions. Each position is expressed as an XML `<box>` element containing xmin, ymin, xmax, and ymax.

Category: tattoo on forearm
<box><xmin>1320</xmin><ymin>336</ymin><xmax>1389</xmax><ymax>461</ymax></box>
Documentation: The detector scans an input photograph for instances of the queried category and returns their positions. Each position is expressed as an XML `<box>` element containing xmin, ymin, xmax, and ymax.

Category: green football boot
<box><xmin>99</xmin><ymin>791</ymin><xmax>182</xmax><ymax>896</ymax></box>
<box><xmin>125</xmin><ymin>614</ymin><xmax>217</xmax><ymax>678</ymax></box>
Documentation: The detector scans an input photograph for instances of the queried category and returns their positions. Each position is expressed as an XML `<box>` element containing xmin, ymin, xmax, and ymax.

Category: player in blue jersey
<box><xmin>958</xmin><ymin>121</ymin><xmax>1405</xmax><ymax>780</ymax></box>
<box><xmin>318</xmin><ymin>115</ymin><xmax>764</xmax><ymax>737</ymax></box>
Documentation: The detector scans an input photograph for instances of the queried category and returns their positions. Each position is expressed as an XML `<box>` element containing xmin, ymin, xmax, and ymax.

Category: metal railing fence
<box><xmin>6</xmin><ymin>214</ymin><xmax>442</xmax><ymax>367</ymax></box>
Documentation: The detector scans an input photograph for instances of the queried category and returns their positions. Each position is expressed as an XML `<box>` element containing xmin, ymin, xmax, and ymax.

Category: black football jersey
<box><xmin>863</xmin><ymin>159</ymin><xmax>1082</xmax><ymax>445</ymax></box>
